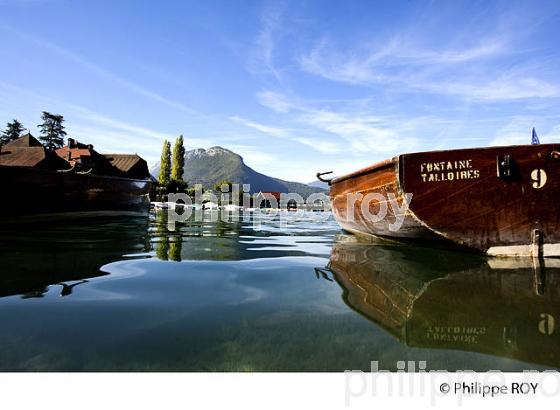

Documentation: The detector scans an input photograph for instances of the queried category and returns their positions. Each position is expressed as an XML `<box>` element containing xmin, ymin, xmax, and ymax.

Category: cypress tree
<box><xmin>171</xmin><ymin>134</ymin><xmax>185</xmax><ymax>182</ymax></box>
<box><xmin>158</xmin><ymin>140</ymin><xmax>172</xmax><ymax>187</ymax></box>
<box><xmin>37</xmin><ymin>111</ymin><xmax>67</xmax><ymax>150</ymax></box>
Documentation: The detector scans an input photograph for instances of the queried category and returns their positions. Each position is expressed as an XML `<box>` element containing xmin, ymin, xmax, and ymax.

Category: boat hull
<box><xmin>330</xmin><ymin>144</ymin><xmax>560</xmax><ymax>256</ymax></box>
<box><xmin>0</xmin><ymin>165</ymin><xmax>151</xmax><ymax>220</ymax></box>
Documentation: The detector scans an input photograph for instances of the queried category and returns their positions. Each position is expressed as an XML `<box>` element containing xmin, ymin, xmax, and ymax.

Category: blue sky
<box><xmin>1</xmin><ymin>0</ymin><xmax>560</xmax><ymax>182</ymax></box>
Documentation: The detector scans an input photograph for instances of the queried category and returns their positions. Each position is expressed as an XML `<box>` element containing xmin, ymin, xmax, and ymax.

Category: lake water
<box><xmin>0</xmin><ymin>210</ymin><xmax>558</xmax><ymax>371</ymax></box>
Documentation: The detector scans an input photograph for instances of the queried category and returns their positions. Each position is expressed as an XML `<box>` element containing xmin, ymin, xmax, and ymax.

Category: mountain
<box><xmin>150</xmin><ymin>146</ymin><xmax>326</xmax><ymax>197</ymax></box>
<box><xmin>307</xmin><ymin>180</ymin><xmax>329</xmax><ymax>189</ymax></box>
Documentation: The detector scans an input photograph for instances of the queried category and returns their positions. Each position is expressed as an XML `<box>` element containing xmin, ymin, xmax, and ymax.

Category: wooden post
<box><xmin>532</xmin><ymin>229</ymin><xmax>545</xmax><ymax>295</ymax></box>
<box><xmin>531</xmin><ymin>229</ymin><xmax>543</xmax><ymax>259</ymax></box>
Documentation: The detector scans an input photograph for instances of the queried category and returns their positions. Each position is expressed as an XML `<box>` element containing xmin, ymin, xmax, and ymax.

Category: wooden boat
<box><xmin>322</xmin><ymin>241</ymin><xmax>560</xmax><ymax>368</ymax></box>
<box><xmin>320</xmin><ymin>144</ymin><xmax>560</xmax><ymax>257</ymax></box>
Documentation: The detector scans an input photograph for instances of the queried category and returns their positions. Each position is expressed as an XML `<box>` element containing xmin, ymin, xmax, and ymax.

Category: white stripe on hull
<box><xmin>487</xmin><ymin>243</ymin><xmax>560</xmax><ymax>257</ymax></box>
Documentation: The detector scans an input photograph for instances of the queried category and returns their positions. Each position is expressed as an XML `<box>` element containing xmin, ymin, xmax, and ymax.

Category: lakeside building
<box><xmin>0</xmin><ymin>134</ymin><xmax>152</xmax><ymax>216</ymax></box>
<box><xmin>1</xmin><ymin>134</ymin><xmax>149</xmax><ymax>179</ymax></box>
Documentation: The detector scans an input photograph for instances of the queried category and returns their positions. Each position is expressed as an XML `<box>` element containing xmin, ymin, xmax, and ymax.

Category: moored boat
<box><xmin>321</xmin><ymin>143</ymin><xmax>560</xmax><ymax>257</ymax></box>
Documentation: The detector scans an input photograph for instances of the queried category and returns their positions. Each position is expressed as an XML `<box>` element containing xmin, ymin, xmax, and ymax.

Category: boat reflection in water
<box><xmin>0</xmin><ymin>217</ymin><xmax>150</xmax><ymax>299</ymax></box>
<box><xmin>325</xmin><ymin>239</ymin><xmax>560</xmax><ymax>368</ymax></box>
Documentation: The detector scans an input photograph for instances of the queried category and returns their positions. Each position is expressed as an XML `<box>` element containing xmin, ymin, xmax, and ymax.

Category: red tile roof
<box><xmin>55</xmin><ymin>146</ymin><xmax>94</xmax><ymax>160</ymax></box>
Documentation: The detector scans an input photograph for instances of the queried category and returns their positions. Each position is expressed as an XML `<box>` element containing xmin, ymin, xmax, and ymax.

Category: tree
<box><xmin>214</xmin><ymin>179</ymin><xmax>234</xmax><ymax>192</ymax></box>
<box><xmin>1</xmin><ymin>119</ymin><xmax>25</xmax><ymax>144</ymax></box>
<box><xmin>214</xmin><ymin>179</ymin><xmax>242</xmax><ymax>205</ymax></box>
<box><xmin>37</xmin><ymin>111</ymin><xmax>67</xmax><ymax>150</ymax></box>
<box><xmin>158</xmin><ymin>140</ymin><xmax>172</xmax><ymax>187</ymax></box>
<box><xmin>171</xmin><ymin>134</ymin><xmax>185</xmax><ymax>182</ymax></box>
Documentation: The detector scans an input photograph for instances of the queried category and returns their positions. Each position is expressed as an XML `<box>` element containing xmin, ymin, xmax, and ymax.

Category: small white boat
<box><xmin>152</xmin><ymin>201</ymin><xmax>169</xmax><ymax>210</ymax></box>
<box><xmin>221</xmin><ymin>204</ymin><xmax>243</xmax><ymax>212</ymax></box>
<box><xmin>203</xmin><ymin>201</ymin><xmax>219</xmax><ymax>210</ymax></box>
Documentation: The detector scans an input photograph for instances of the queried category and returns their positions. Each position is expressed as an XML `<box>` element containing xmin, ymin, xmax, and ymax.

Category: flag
<box><xmin>532</xmin><ymin>128</ymin><xmax>540</xmax><ymax>145</ymax></box>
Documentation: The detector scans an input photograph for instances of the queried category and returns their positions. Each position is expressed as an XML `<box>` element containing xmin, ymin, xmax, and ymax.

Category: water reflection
<box><xmin>149</xmin><ymin>210</ymin><xmax>332</xmax><ymax>261</ymax></box>
<box><xmin>326</xmin><ymin>240</ymin><xmax>560</xmax><ymax>368</ymax></box>
<box><xmin>0</xmin><ymin>217</ymin><xmax>150</xmax><ymax>299</ymax></box>
<box><xmin>2</xmin><ymin>212</ymin><xmax>556</xmax><ymax>371</ymax></box>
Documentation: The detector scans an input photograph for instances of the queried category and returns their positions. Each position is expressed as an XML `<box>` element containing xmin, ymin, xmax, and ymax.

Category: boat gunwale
<box><xmin>330</xmin><ymin>158</ymin><xmax>397</xmax><ymax>185</ymax></box>
<box><xmin>329</xmin><ymin>142</ymin><xmax>560</xmax><ymax>187</ymax></box>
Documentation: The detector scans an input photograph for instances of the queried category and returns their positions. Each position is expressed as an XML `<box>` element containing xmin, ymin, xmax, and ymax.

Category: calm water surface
<box><xmin>0</xmin><ymin>211</ymin><xmax>558</xmax><ymax>371</ymax></box>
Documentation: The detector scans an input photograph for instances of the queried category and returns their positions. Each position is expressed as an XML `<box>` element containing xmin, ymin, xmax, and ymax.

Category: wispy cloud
<box><xmin>0</xmin><ymin>25</ymin><xmax>206</xmax><ymax>117</ymax></box>
<box><xmin>248</xmin><ymin>4</ymin><xmax>286</xmax><ymax>83</ymax></box>
<box><xmin>229</xmin><ymin>115</ymin><xmax>286</xmax><ymax>138</ymax></box>
<box><xmin>298</xmin><ymin>31</ymin><xmax>560</xmax><ymax>101</ymax></box>
<box><xmin>226</xmin><ymin>144</ymin><xmax>277</xmax><ymax>166</ymax></box>
<box><xmin>490</xmin><ymin>116</ymin><xmax>560</xmax><ymax>146</ymax></box>
<box><xmin>230</xmin><ymin>114</ymin><xmax>344</xmax><ymax>154</ymax></box>
<box><xmin>0</xmin><ymin>80</ymin><xmax>196</xmax><ymax>165</ymax></box>
<box><xmin>256</xmin><ymin>90</ymin><xmax>294</xmax><ymax>113</ymax></box>
<box><xmin>233</xmin><ymin>94</ymin><xmax>429</xmax><ymax>159</ymax></box>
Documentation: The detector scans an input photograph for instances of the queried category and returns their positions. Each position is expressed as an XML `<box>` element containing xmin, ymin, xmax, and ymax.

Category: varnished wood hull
<box><xmin>0</xmin><ymin>165</ymin><xmax>151</xmax><ymax>220</ymax></box>
<box><xmin>330</xmin><ymin>144</ymin><xmax>560</xmax><ymax>256</ymax></box>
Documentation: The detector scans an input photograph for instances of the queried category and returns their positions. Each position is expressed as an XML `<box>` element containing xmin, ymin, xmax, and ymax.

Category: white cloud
<box><xmin>248</xmin><ymin>5</ymin><xmax>286</xmax><ymax>83</ymax></box>
<box><xmin>229</xmin><ymin>114</ymin><xmax>345</xmax><ymax>154</ymax></box>
<box><xmin>1</xmin><ymin>25</ymin><xmax>206</xmax><ymax>117</ymax></box>
<box><xmin>229</xmin><ymin>115</ymin><xmax>287</xmax><ymax>138</ymax></box>
<box><xmin>251</xmin><ymin>91</ymin><xmax>423</xmax><ymax>155</ymax></box>
<box><xmin>491</xmin><ymin>117</ymin><xmax>560</xmax><ymax>146</ymax></box>
<box><xmin>256</xmin><ymin>90</ymin><xmax>293</xmax><ymax>113</ymax></box>
<box><xmin>227</xmin><ymin>144</ymin><xmax>277</xmax><ymax>167</ymax></box>
<box><xmin>298</xmin><ymin>35</ymin><xmax>560</xmax><ymax>101</ymax></box>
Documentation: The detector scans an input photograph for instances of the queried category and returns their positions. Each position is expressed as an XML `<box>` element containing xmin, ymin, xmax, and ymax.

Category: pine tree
<box><xmin>171</xmin><ymin>134</ymin><xmax>185</xmax><ymax>182</ymax></box>
<box><xmin>1</xmin><ymin>119</ymin><xmax>25</xmax><ymax>144</ymax></box>
<box><xmin>37</xmin><ymin>111</ymin><xmax>67</xmax><ymax>150</ymax></box>
<box><xmin>158</xmin><ymin>140</ymin><xmax>172</xmax><ymax>187</ymax></box>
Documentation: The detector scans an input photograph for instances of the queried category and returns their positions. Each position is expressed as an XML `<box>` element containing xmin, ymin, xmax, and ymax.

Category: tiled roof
<box><xmin>103</xmin><ymin>154</ymin><xmax>143</xmax><ymax>172</ymax></box>
<box><xmin>0</xmin><ymin>147</ymin><xmax>47</xmax><ymax>167</ymax></box>
<box><xmin>256</xmin><ymin>191</ymin><xmax>282</xmax><ymax>200</ymax></box>
<box><xmin>0</xmin><ymin>145</ymin><xmax>70</xmax><ymax>169</ymax></box>
<box><xmin>3</xmin><ymin>134</ymin><xmax>43</xmax><ymax>148</ymax></box>
<box><xmin>55</xmin><ymin>146</ymin><xmax>94</xmax><ymax>160</ymax></box>
<box><xmin>1</xmin><ymin>135</ymin><xmax>149</xmax><ymax>177</ymax></box>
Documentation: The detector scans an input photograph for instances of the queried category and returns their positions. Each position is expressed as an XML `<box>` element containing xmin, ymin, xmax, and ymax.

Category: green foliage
<box><xmin>167</xmin><ymin>179</ymin><xmax>189</xmax><ymax>193</ymax></box>
<box><xmin>1</xmin><ymin>119</ymin><xmax>25</xmax><ymax>144</ymax></box>
<box><xmin>185</xmin><ymin>187</ymin><xmax>198</xmax><ymax>198</ymax></box>
<box><xmin>158</xmin><ymin>140</ymin><xmax>171</xmax><ymax>186</ymax></box>
<box><xmin>171</xmin><ymin>134</ymin><xmax>185</xmax><ymax>182</ymax></box>
<box><xmin>168</xmin><ymin>240</ymin><xmax>182</xmax><ymax>262</ymax></box>
<box><xmin>213</xmin><ymin>179</ymin><xmax>234</xmax><ymax>192</ymax></box>
<box><xmin>37</xmin><ymin>111</ymin><xmax>67</xmax><ymax>150</ymax></box>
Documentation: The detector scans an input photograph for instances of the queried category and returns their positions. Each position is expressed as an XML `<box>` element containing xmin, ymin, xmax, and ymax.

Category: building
<box><xmin>103</xmin><ymin>154</ymin><xmax>150</xmax><ymax>179</ymax></box>
<box><xmin>55</xmin><ymin>138</ymin><xmax>149</xmax><ymax>178</ymax></box>
<box><xmin>253</xmin><ymin>191</ymin><xmax>281</xmax><ymax>208</ymax></box>
<box><xmin>0</xmin><ymin>133</ymin><xmax>71</xmax><ymax>170</ymax></box>
<box><xmin>1</xmin><ymin>134</ymin><xmax>149</xmax><ymax>180</ymax></box>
